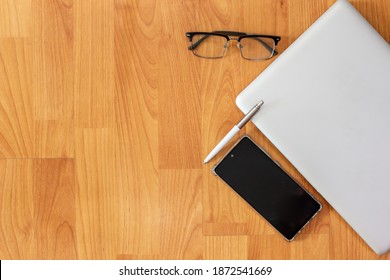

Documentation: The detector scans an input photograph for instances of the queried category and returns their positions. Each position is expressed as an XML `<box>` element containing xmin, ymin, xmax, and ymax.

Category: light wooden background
<box><xmin>0</xmin><ymin>0</ymin><xmax>389</xmax><ymax>260</ymax></box>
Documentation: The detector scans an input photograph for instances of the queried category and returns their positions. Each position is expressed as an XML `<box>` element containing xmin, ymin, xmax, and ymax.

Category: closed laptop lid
<box><xmin>236</xmin><ymin>0</ymin><xmax>390</xmax><ymax>254</ymax></box>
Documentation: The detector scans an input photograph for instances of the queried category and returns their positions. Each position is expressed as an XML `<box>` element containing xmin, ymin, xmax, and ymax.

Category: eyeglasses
<box><xmin>186</xmin><ymin>30</ymin><xmax>281</xmax><ymax>61</ymax></box>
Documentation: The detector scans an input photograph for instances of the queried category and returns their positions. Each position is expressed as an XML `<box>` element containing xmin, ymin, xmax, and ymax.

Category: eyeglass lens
<box><xmin>191</xmin><ymin>34</ymin><xmax>227</xmax><ymax>58</ymax></box>
<box><xmin>239</xmin><ymin>37</ymin><xmax>275</xmax><ymax>60</ymax></box>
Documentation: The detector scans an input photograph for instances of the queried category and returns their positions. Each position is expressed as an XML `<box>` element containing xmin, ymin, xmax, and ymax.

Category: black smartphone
<box><xmin>213</xmin><ymin>136</ymin><xmax>321</xmax><ymax>241</ymax></box>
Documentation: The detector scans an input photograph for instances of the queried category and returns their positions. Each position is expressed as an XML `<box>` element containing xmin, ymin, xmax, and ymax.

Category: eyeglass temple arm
<box><xmin>253</xmin><ymin>37</ymin><xmax>278</xmax><ymax>56</ymax></box>
<box><xmin>188</xmin><ymin>34</ymin><xmax>210</xmax><ymax>51</ymax></box>
<box><xmin>213</xmin><ymin>31</ymin><xmax>279</xmax><ymax>56</ymax></box>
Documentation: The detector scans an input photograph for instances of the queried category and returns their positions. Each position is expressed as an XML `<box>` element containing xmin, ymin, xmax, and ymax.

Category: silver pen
<box><xmin>204</xmin><ymin>100</ymin><xmax>264</xmax><ymax>163</ymax></box>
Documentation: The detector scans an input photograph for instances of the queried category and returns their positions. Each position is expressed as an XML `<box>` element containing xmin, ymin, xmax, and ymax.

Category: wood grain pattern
<box><xmin>0</xmin><ymin>160</ymin><xmax>34</xmax><ymax>259</ymax></box>
<box><xmin>159</xmin><ymin>170</ymin><xmax>202</xmax><ymax>259</ymax></box>
<box><xmin>248</xmin><ymin>234</ymin><xmax>329</xmax><ymax>259</ymax></box>
<box><xmin>158</xmin><ymin>0</ymin><xmax>201</xmax><ymax>169</ymax></box>
<box><xmin>0</xmin><ymin>159</ymin><xmax>76</xmax><ymax>259</ymax></box>
<box><xmin>33</xmin><ymin>159</ymin><xmax>76</xmax><ymax>259</ymax></box>
<box><xmin>32</xmin><ymin>0</ymin><xmax>73</xmax><ymax>120</ymax></box>
<box><xmin>0</xmin><ymin>0</ymin><xmax>31</xmax><ymax>37</ymax></box>
<box><xmin>204</xmin><ymin>236</ymin><xmax>248</xmax><ymax>260</ymax></box>
<box><xmin>0</xmin><ymin>38</ymin><xmax>33</xmax><ymax>158</ymax></box>
<box><xmin>34</xmin><ymin>120</ymin><xmax>74</xmax><ymax>158</ymax></box>
<box><xmin>74</xmin><ymin>0</ymin><xmax>114</xmax><ymax>128</ymax></box>
<box><xmin>0</xmin><ymin>0</ymin><xmax>390</xmax><ymax>260</ymax></box>
<box><xmin>114</xmin><ymin>0</ymin><xmax>160</xmax><ymax>258</ymax></box>
<box><xmin>75</xmin><ymin>128</ymin><xmax>117</xmax><ymax>259</ymax></box>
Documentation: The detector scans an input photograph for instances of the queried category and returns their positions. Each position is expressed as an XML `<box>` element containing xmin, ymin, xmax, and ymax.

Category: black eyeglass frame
<box><xmin>185</xmin><ymin>30</ymin><xmax>281</xmax><ymax>60</ymax></box>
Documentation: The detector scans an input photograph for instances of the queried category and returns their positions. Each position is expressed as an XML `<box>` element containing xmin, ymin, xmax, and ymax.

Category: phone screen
<box><xmin>213</xmin><ymin>136</ymin><xmax>321</xmax><ymax>240</ymax></box>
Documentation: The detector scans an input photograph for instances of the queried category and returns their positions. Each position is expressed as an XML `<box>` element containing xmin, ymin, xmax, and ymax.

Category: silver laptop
<box><xmin>236</xmin><ymin>0</ymin><xmax>390</xmax><ymax>255</ymax></box>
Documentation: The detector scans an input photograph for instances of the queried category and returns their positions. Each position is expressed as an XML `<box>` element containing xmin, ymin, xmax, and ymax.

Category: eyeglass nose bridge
<box><xmin>223</xmin><ymin>37</ymin><xmax>240</xmax><ymax>48</ymax></box>
<box><xmin>223</xmin><ymin>40</ymin><xmax>245</xmax><ymax>58</ymax></box>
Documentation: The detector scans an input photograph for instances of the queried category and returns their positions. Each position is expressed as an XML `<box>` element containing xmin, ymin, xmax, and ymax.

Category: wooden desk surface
<box><xmin>0</xmin><ymin>0</ymin><xmax>389</xmax><ymax>260</ymax></box>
